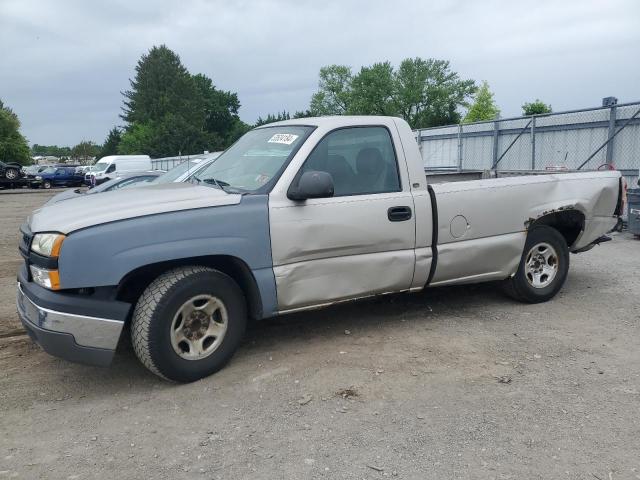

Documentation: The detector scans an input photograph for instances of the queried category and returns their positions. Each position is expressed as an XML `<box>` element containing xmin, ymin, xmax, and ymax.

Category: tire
<box><xmin>131</xmin><ymin>266</ymin><xmax>247</xmax><ymax>382</ymax></box>
<box><xmin>503</xmin><ymin>225</ymin><xmax>569</xmax><ymax>303</ymax></box>
<box><xmin>5</xmin><ymin>168</ymin><xmax>19</xmax><ymax>180</ymax></box>
<box><xmin>43</xmin><ymin>180</ymin><xmax>52</xmax><ymax>189</ymax></box>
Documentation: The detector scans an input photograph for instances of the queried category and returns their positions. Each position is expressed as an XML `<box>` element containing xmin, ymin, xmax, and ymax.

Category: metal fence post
<box><xmin>457</xmin><ymin>123</ymin><xmax>463</xmax><ymax>172</ymax></box>
<box><xmin>530</xmin><ymin>116</ymin><xmax>536</xmax><ymax>170</ymax></box>
<box><xmin>605</xmin><ymin>104</ymin><xmax>617</xmax><ymax>165</ymax></box>
<box><xmin>491</xmin><ymin>120</ymin><xmax>500</xmax><ymax>170</ymax></box>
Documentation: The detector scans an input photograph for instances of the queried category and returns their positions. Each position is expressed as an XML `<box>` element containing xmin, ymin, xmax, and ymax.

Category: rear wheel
<box><xmin>131</xmin><ymin>266</ymin><xmax>247</xmax><ymax>382</ymax></box>
<box><xmin>5</xmin><ymin>168</ymin><xmax>19</xmax><ymax>180</ymax></box>
<box><xmin>503</xmin><ymin>226</ymin><xmax>569</xmax><ymax>303</ymax></box>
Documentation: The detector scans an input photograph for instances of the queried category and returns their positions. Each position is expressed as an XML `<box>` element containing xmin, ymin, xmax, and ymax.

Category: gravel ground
<box><xmin>1</xmin><ymin>190</ymin><xmax>639</xmax><ymax>479</ymax></box>
<box><xmin>0</xmin><ymin>189</ymin><xmax>66</xmax><ymax>337</ymax></box>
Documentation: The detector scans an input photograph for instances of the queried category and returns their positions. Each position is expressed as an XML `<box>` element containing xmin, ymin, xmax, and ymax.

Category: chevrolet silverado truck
<box><xmin>17</xmin><ymin>116</ymin><xmax>624</xmax><ymax>382</ymax></box>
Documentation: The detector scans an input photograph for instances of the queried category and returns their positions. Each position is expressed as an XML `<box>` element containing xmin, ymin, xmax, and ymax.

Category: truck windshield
<box><xmin>195</xmin><ymin>126</ymin><xmax>313</xmax><ymax>192</ymax></box>
<box><xmin>93</xmin><ymin>162</ymin><xmax>109</xmax><ymax>172</ymax></box>
<box><xmin>41</xmin><ymin>167</ymin><xmax>56</xmax><ymax>174</ymax></box>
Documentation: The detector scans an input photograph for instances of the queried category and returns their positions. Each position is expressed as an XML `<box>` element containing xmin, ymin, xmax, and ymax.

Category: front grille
<box><xmin>18</xmin><ymin>225</ymin><xmax>32</xmax><ymax>260</ymax></box>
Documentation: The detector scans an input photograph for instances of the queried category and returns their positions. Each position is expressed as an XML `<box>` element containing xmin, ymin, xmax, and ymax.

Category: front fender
<box><xmin>58</xmin><ymin>196</ymin><xmax>273</xmax><ymax>289</ymax></box>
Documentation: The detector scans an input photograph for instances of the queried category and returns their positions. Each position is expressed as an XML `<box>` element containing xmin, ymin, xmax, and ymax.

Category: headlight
<box><xmin>31</xmin><ymin>233</ymin><xmax>65</xmax><ymax>257</ymax></box>
<box><xmin>30</xmin><ymin>265</ymin><xmax>61</xmax><ymax>290</ymax></box>
<box><xmin>35</xmin><ymin>175</ymin><xmax>42</xmax><ymax>180</ymax></box>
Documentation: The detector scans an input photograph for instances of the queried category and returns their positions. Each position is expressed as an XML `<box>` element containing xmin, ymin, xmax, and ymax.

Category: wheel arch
<box><xmin>527</xmin><ymin>208</ymin><xmax>585</xmax><ymax>249</ymax></box>
<box><xmin>116</xmin><ymin>255</ymin><xmax>265</xmax><ymax>321</ymax></box>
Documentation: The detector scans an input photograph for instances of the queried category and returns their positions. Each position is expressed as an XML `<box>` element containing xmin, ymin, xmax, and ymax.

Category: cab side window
<box><xmin>298</xmin><ymin>127</ymin><xmax>400</xmax><ymax>196</ymax></box>
<box><xmin>106</xmin><ymin>164</ymin><xmax>116</xmax><ymax>173</ymax></box>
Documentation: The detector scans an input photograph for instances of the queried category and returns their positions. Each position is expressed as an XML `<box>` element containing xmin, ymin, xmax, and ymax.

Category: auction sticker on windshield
<box><xmin>268</xmin><ymin>133</ymin><xmax>299</xmax><ymax>145</ymax></box>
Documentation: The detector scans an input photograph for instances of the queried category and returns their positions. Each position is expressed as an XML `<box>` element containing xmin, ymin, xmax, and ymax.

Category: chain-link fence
<box><xmin>417</xmin><ymin>100</ymin><xmax>640</xmax><ymax>187</ymax></box>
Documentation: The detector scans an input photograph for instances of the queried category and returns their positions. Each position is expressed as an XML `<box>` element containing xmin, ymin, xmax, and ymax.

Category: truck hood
<box><xmin>29</xmin><ymin>182</ymin><xmax>242</xmax><ymax>234</ymax></box>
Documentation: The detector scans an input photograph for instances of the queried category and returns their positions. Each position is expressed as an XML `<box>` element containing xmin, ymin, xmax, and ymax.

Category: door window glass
<box><xmin>298</xmin><ymin>127</ymin><xmax>401</xmax><ymax>196</ymax></box>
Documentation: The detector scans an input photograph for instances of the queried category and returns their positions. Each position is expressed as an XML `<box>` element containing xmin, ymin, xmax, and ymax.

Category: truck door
<box><xmin>54</xmin><ymin>168</ymin><xmax>67</xmax><ymax>186</ymax></box>
<box><xmin>269</xmin><ymin>126</ymin><xmax>416</xmax><ymax>311</ymax></box>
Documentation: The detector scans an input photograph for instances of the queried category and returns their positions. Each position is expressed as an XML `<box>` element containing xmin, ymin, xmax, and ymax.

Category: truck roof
<box><xmin>260</xmin><ymin>115</ymin><xmax>405</xmax><ymax>129</ymax></box>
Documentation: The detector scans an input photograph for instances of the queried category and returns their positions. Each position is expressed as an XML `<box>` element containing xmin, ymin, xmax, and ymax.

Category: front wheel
<box><xmin>43</xmin><ymin>180</ymin><xmax>52</xmax><ymax>189</ymax></box>
<box><xmin>503</xmin><ymin>226</ymin><xmax>569</xmax><ymax>303</ymax></box>
<box><xmin>5</xmin><ymin>168</ymin><xmax>19</xmax><ymax>180</ymax></box>
<box><xmin>131</xmin><ymin>266</ymin><xmax>247</xmax><ymax>382</ymax></box>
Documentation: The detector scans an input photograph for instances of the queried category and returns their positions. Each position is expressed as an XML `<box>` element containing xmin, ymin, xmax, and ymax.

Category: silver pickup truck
<box><xmin>17</xmin><ymin>116</ymin><xmax>624</xmax><ymax>382</ymax></box>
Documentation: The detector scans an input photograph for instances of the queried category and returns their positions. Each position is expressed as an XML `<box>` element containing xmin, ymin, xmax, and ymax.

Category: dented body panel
<box><xmin>428</xmin><ymin>171</ymin><xmax>620</xmax><ymax>285</ymax></box>
<box><xmin>267</xmin><ymin>116</ymin><xmax>621</xmax><ymax>312</ymax></box>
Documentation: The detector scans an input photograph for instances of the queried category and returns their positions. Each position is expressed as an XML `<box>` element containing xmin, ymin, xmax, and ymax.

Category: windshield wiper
<box><xmin>191</xmin><ymin>175</ymin><xmax>244</xmax><ymax>193</ymax></box>
<box><xmin>202</xmin><ymin>177</ymin><xmax>230</xmax><ymax>190</ymax></box>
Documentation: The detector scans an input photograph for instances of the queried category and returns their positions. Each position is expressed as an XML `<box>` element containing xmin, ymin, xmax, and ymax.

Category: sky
<box><xmin>1</xmin><ymin>0</ymin><xmax>639</xmax><ymax>147</ymax></box>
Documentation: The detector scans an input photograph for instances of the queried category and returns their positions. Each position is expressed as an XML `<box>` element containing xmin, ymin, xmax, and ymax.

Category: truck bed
<box><xmin>426</xmin><ymin>169</ymin><xmax>621</xmax><ymax>286</ymax></box>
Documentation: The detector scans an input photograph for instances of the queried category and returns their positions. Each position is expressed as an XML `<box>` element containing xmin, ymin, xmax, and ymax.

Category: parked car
<box><xmin>23</xmin><ymin>165</ymin><xmax>46</xmax><ymax>176</ymax></box>
<box><xmin>23</xmin><ymin>165</ymin><xmax>53</xmax><ymax>183</ymax></box>
<box><xmin>31</xmin><ymin>166</ymin><xmax>84</xmax><ymax>189</ymax></box>
<box><xmin>152</xmin><ymin>152</ymin><xmax>222</xmax><ymax>184</ymax></box>
<box><xmin>0</xmin><ymin>161</ymin><xmax>24</xmax><ymax>180</ymax></box>
<box><xmin>16</xmin><ymin>116</ymin><xmax>624</xmax><ymax>382</ymax></box>
<box><xmin>45</xmin><ymin>171</ymin><xmax>163</xmax><ymax>205</ymax></box>
<box><xmin>85</xmin><ymin>155</ymin><xmax>152</xmax><ymax>185</ymax></box>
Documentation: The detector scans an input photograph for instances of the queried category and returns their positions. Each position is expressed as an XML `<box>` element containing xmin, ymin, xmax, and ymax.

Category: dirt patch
<box><xmin>336</xmin><ymin>387</ymin><xmax>359</xmax><ymax>399</ymax></box>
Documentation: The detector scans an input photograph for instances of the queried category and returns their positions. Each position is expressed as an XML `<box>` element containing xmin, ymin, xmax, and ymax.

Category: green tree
<box><xmin>117</xmin><ymin>123</ymin><xmax>156</xmax><ymax>156</ymax></box>
<box><xmin>32</xmin><ymin>144</ymin><xmax>72</xmax><ymax>158</ymax></box>
<box><xmin>0</xmin><ymin>99</ymin><xmax>31</xmax><ymax>165</ymax></box>
<box><xmin>119</xmin><ymin>115</ymin><xmax>206</xmax><ymax>158</ymax></box>
<box><xmin>253</xmin><ymin>109</ymin><xmax>313</xmax><ymax>127</ymax></box>
<box><xmin>99</xmin><ymin>127</ymin><xmax>122</xmax><ymax>158</ymax></box>
<box><xmin>349</xmin><ymin>62</ymin><xmax>397</xmax><ymax>116</ymax></box>
<box><xmin>307</xmin><ymin>59</ymin><xmax>476</xmax><ymax>128</ymax></box>
<box><xmin>121</xmin><ymin>45</ymin><xmax>201</xmax><ymax>126</ymax></box>
<box><xmin>192</xmin><ymin>73</ymin><xmax>245</xmax><ymax>147</ymax></box>
<box><xmin>522</xmin><ymin>99</ymin><xmax>552</xmax><ymax>116</ymax></box>
<box><xmin>463</xmin><ymin>81</ymin><xmax>500</xmax><ymax>123</ymax></box>
<box><xmin>255</xmin><ymin>111</ymin><xmax>291</xmax><ymax>127</ymax></box>
<box><xmin>309</xmin><ymin>65</ymin><xmax>353</xmax><ymax>115</ymax></box>
<box><xmin>120</xmin><ymin>45</ymin><xmax>205</xmax><ymax>157</ymax></box>
<box><xmin>71</xmin><ymin>140</ymin><xmax>101</xmax><ymax>164</ymax></box>
<box><xmin>120</xmin><ymin>45</ymin><xmax>246</xmax><ymax>156</ymax></box>
<box><xmin>395</xmin><ymin>58</ymin><xmax>476</xmax><ymax>128</ymax></box>
<box><xmin>293</xmin><ymin>110</ymin><xmax>313</xmax><ymax>119</ymax></box>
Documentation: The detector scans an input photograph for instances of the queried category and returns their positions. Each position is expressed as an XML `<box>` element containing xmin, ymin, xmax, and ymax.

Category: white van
<box><xmin>86</xmin><ymin>155</ymin><xmax>151</xmax><ymax>185</ymax></box>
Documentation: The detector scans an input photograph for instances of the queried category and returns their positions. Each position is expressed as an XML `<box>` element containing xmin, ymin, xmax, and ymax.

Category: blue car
<box><xmin>32</xmin><ymin>166</ymin><xmax>85</xmax><ymax>189</ymax></box>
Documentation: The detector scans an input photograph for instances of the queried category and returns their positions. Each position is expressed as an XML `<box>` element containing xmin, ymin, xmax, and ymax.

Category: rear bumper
<box><xmin>16</xmin><ymin>279</ymin><xmax>128</xmax><ymax>367</ymax></box>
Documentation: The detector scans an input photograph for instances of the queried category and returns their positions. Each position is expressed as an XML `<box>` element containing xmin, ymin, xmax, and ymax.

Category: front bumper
<box><xmin>16</xmin><ymin>279</ymin><xmax>128</xmax><ymax>367</ymax></box>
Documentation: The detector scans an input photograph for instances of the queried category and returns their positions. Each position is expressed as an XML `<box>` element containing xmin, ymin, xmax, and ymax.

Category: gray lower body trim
<box><xmin>17</xmin><ymin>283</ymin><xmax>123</xmax><ymax>360</ymax></box>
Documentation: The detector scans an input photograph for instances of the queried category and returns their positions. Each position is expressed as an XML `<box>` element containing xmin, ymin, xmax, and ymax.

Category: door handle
<box><xmin>387</xmin><ymin>206</ymin><xmax>412</xmax><ymax>222</ymax></box>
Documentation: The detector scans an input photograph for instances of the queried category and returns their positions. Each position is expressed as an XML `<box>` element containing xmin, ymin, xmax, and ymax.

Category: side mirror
<box><xmin>288</xmin><ymin>171</ymin><xmax>334</xmax><ymax>201</ymax></box>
